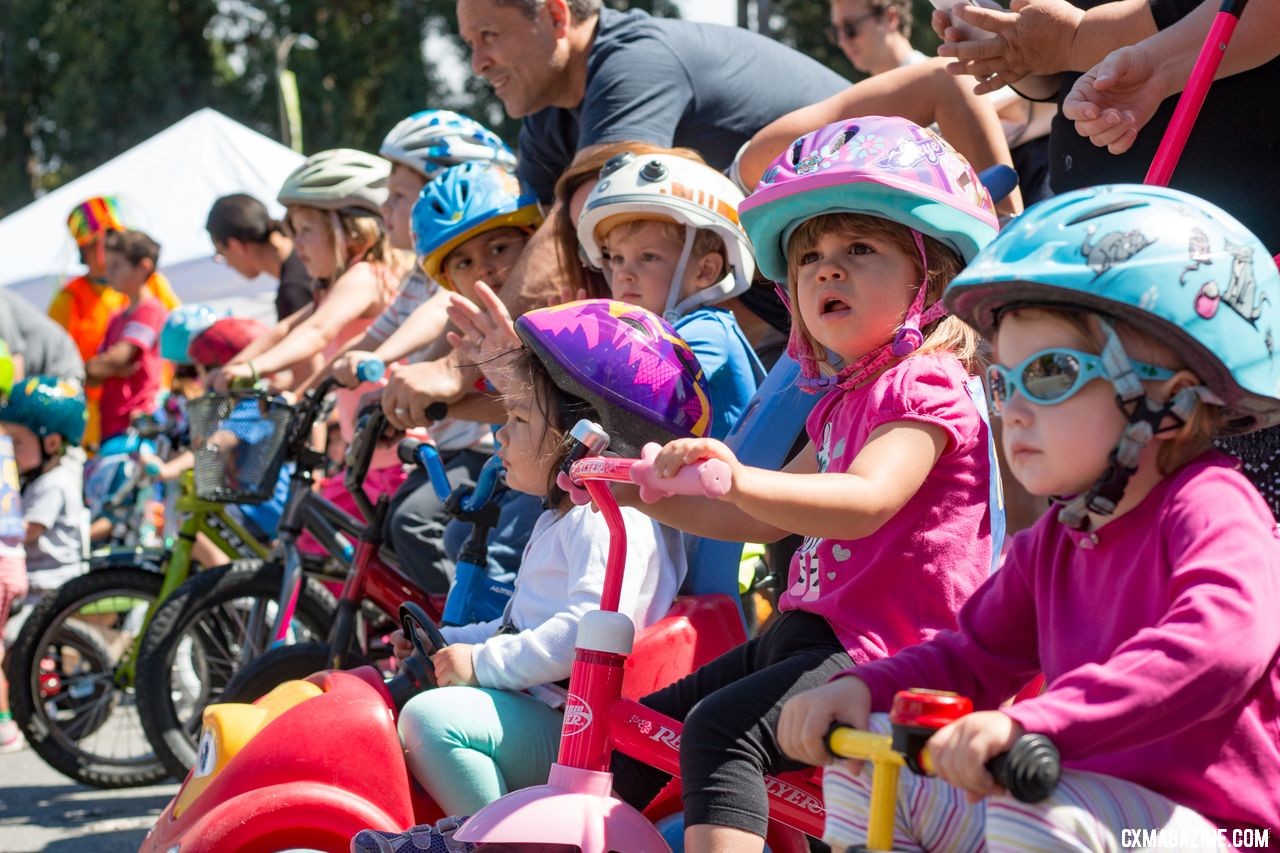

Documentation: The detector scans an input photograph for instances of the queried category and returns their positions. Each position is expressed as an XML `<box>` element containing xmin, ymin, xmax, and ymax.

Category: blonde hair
<box><xmin>1001</xmin><ymin>306</ymin><xmax>1223</xmax><ymax>474</ymax></box>
<box><xmin>288</xmin><ymin>205</ymin><xmax>408</xmax><ymax>302</ymax></box>
<box><xmin>785</xmin><ymin>212</ymin><xmax>979</xmax><ymax>375</ymax></box>
<box><xmin>598</xmin><ymin>217</ymin><xmax>727</xmax><ymax>270</ymax></box>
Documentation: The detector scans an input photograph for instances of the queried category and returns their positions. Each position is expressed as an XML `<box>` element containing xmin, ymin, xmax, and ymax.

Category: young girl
<box><xmin>783</xmin><ymin>185</ymin><xmax>1280</xmax><ymax>849</ymax></box>
<box><xmin>211</xmin><ymin>149</ymin><xmax>410</xmax><ymax>529</ymax></box>
<box><xmin>607</xmin><ymin>116</ymin><xmax>1003</xmax><ymax>853</ymax></box>
<box><xmin>354</xmin><ymin>300</ymin><xmax>702</xmax><ymax>848</ymax></box>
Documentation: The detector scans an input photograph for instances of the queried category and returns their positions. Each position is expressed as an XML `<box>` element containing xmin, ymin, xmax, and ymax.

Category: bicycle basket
<box><xmin>187</xmin><ymin>393</ymin><xmax>293</xmax><ymax>504</ymax></box>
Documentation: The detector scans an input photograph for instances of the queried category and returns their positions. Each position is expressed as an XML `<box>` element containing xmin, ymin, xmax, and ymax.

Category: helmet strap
<box><xmin>663</xmin><ymin>227</ymin><xmax>698</xmax><ymax>324</ymax></box>
<box><xmin>1053</xmin><ymin>320</ymin><xmax>1212</xmax><ymax>531</ymax></box>
<box><xmin>793</xmin><ymin>228</ymin><xmax>944</xmax><ymax>393</ymax></box>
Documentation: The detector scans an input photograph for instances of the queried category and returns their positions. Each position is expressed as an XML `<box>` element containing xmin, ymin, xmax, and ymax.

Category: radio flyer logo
<box><xmin>562</xmin><ymin>694</ymin><xmax>593</xmax><ymax>737</ymax></box>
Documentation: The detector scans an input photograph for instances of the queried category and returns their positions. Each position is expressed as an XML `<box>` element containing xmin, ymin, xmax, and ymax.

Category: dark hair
<box><xmin>515</xmin><ymin>348</ymin><xmax>599</xmax><ymax>511</ymax></box>
<box><xmin>103</xmin><ymin>228</ymin><xmax>161</xmax><ymax>267</ymax></box>
<box><xmin>496</xmin><ymin>0</ymin><xmax>601</xmax><ymax>21</ymax></box>
<box><xmin>206</xmin><ymin>194</ymin><xmax>284</xmax><ymax>246</ymax></box>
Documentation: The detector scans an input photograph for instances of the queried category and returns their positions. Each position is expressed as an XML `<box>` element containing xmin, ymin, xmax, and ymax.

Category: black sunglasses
<box><xmin>825</xmin><ymin>10</ymin><xmax>880</xmax><ymax>44</ymax></box>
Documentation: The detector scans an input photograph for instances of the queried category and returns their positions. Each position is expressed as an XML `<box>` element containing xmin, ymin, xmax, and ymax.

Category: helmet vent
<box><xmin>640</xmin><ymin>160</ymin><xmax>668</xmax><ymax>183</ymax></box>
<box><xmin>1066</xmin><ymin>200</ymin><xmax>1148</xmax><ymax>226</ymax></box>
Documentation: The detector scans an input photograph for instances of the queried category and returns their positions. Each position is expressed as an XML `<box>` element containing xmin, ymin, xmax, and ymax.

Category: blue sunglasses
<box><xmin>985</xmin><ymin>348</ymin><xmax>1174</xmax><ymax>414</ymax></box>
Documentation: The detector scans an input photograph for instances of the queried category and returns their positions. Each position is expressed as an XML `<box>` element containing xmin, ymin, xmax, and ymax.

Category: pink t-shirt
<box><xmin>99</xmin><ymin>297</ymin><xmax>167</xmax><ymax>440</ymax></box>
<box><xmin>782</xmin><ymin>353</ymin><xmax>994</xmax><ymax>663</ymax></box>
<box><xmin>850</xmin><ymin>452</ymin><xmax>1280</xmax><ymax>833</ymax></box>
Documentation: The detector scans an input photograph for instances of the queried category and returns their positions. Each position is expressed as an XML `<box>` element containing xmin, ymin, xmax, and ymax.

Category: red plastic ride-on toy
<box><xmin>139</xmin><ymin>428</ymin><xmax>749</xmax><ymax>853</ymax></box>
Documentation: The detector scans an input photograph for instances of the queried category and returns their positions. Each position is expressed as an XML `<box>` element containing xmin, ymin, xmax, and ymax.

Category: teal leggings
<box><xmin>398</xmin><ymin>686</ymin><xmax>565</xmax><ymax>816</ymax></box>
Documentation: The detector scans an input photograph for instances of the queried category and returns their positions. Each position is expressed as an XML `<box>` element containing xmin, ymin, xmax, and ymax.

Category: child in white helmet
<box><xmin>577</xmin><ymin>152</ymin><xmax>766</xmax><ymax>439</ymax></box>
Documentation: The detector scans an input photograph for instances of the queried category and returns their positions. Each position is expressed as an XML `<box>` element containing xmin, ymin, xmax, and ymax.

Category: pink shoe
<box><xmin>0</xmin><ymin>719</ymin><xmax>23</xmax><ymax>754</ymax></box>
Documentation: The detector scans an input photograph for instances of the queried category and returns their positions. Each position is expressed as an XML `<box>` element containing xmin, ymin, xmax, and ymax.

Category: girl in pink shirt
<box><xmin>610</xmin><ymin>117</ymin><xmax>1004</xmax><ymax>853</ymax></box>
<box><xmin>780</xmin><ymin>185</ymin><xmax>1280</xmax><ymax>849</ymax></box>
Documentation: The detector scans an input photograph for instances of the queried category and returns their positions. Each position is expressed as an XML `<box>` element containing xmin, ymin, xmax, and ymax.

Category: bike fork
<box><xmin>269</xmin><ymin>541</ymin><xmax>304</xmax><ymax>647</ymax></box>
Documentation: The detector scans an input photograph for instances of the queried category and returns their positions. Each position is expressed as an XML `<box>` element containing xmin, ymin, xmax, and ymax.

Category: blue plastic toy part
<box><xmin>355</xmin><ymin>359</ymin><xmax>385</xmax><ymax>384</ymax></box>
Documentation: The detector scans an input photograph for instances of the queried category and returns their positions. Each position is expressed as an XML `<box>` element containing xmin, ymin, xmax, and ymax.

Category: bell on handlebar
<box><xmin>889</xmin><ymin>689</ymin><xmax>972</xmax><ymax>776</ymax></box>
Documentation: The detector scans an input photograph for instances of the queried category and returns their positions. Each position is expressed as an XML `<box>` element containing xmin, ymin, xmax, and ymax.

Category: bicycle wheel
<box><xmin>135</xmin><ymin>558</ymin><xmax>337</xmax><ymax>780</ymax></box>
<box><xmin>219</xmin><ymin>641</ymin><xmax>370</xmax><ymax>705</ymax></box>
<box><xmin>7</xmin><ymin>567</ymin><xmax>168</xmax><ymax>787</ymax></box>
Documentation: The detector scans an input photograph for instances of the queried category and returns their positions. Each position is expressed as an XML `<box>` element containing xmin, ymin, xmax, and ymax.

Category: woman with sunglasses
<box><xmin>781</xmin><ymin>185</ymin><xmax>1280</xmax><ymax>848</ymax></box>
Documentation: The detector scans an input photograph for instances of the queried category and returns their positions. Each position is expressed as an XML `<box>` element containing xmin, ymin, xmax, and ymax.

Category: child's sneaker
<box><xmin>351</xmin><ymin>815</ymin><xmax>474</xmax><ymax>853</ymax></box>
<box><xmin>0</xmin><ymin>718</ymin><xmax>23</xmax><ymax>753</ymax></box>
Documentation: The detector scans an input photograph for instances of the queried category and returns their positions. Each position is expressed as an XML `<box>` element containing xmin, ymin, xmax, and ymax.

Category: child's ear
<box><xmin>1153</xmin><ymin>369</ymin><xmax>1204</xmax><ymax>437</ymax></box>
<box><xmin>692</xmin><ymin>251</ymin><xmax>725</xmax><ymax>288</ymax></box>
<box><xmin>41</xmin><ymin>434</ymin><xmax>62</xmax><ymax>456</ymax></box>
<box><xmin>140</xmin><ymin>257</ymin><xmax>156</xmax><ymax>276</ymax></box>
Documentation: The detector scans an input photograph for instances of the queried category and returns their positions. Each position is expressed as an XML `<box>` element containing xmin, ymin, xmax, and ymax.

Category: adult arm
<box><xmin>223</xmin><ymin>303</ymin><xmax>310</xmax><ymax>367</ymax></box>
<box><xmin>736</xmin><ymin>58</ymin><xmax>1022</xmax><ymax>213</ymax></box>
<box><xmin>1064</xmin><ymin>0</ymin><xmax>1280</xmax><ymax>152</ymax></box>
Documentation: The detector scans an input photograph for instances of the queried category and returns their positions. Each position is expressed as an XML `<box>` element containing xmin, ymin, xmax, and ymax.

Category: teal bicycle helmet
<box><xmin>160</xmin><ymin>304</ymin><xmax>223</xmax><ymax>364</ymax></box>
<box><xmin>0</xmin><ymin>375</ymin><xmax>88</xmax><ymax>446</ymax></box>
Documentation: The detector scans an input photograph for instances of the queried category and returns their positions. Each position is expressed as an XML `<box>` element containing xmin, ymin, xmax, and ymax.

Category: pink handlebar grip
<box><xmin>629</xmin><ymin>443</ymin><xmax>731</xmax><ymax>503</ymax></box>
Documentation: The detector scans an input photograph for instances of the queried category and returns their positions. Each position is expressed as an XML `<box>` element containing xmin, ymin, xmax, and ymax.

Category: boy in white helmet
<box><xmin>578</xmin><ymin>152</ymin><xmax>766</xmax><ymax>438</ymax></box>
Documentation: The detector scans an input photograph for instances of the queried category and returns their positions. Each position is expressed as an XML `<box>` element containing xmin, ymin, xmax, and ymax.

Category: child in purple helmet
<box><xmin>607</xmin><ymin>117</ymin><xmax>1003</xmax><ymax>853</ymax></box>
<box><xmin>355</xmin><ymin>300</ymin><xmax>703</xmax><ymax>849</ymax></box>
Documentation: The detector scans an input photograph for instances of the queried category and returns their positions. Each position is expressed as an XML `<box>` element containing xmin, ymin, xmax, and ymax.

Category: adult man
<box><xmin>383</xmin><ymin>0</ymin><xmax>849</xmax><ymax>427</ymax></box>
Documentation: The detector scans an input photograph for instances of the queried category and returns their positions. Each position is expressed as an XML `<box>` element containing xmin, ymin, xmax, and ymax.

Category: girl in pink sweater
<box><xmin>779</xmin><ymin>185</ymin><xmax>1280</xmax><ymax>849</ymax></box>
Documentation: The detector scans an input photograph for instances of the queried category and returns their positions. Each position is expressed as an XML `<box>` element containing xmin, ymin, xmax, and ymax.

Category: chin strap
<box><xmin>790</xmin><ymin>229</ymin><xmax>944</xmax><ymax>394</ymax></box>
<box><xmin>662</xmin><ymin>228</ymin><xmax>699</xmax><ymax>325</ymax></box>
<box><xmin>1054</xmin><ymin>320</ymin><xmax>1220</xmax><ymax>531</ymax></box>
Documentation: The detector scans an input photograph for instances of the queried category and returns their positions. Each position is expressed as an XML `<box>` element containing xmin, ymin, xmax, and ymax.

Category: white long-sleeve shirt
<box><xmin>441</xmin><ymin>504</ymin><xmax>687</xmax><ymax>699</ymax></box>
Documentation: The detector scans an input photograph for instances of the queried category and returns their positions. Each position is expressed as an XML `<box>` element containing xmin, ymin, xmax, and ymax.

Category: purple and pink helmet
<box><xmin>515</xmin><ymin>300</ymin><xmax>712</xmax><ymax>455</ymax></box>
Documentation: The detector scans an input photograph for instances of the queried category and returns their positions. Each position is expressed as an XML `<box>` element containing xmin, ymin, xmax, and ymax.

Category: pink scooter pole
<box><xmin>1144</xmin><ymin>0</ymin><xmax>1250</xmax><ymax>186</ymax></box>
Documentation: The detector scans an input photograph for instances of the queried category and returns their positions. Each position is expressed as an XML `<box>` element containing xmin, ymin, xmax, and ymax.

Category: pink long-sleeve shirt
<box><xmin>849</xmin><ymin>452</ymin><xmax>1280</xmax><ymax>833</ymax></box>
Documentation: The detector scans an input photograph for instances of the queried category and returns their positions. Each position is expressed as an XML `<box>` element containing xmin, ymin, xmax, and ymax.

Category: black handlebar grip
<box><xmin>397</xmin><ymin>437</ymin><xmax>424</xmax><ymax>465</ymax></box>
<box><xmin>425</xmin><ymin>402</ymin><xmax>449</xmax><ymax>423</ymax></box>
<box><xmin>987</xmin><ymin>733</ymin><xmax>1060</xmax><ymax>803</ymax></box>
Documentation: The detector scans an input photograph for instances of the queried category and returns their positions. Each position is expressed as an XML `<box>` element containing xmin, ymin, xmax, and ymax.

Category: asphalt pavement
<box><xmin>0</xmin><ymin>744</ymin><xmax>177</xmax><ymax>852</ymax></box>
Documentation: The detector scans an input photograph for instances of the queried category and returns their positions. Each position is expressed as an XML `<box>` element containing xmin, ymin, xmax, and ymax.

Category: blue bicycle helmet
<box><xmin>413</xmin><ymin>162</ymin><xmax>543</xmax><ymax>290</ymax></box>
<box><xmin>948</xmin><ymin>184</ymin><xmax>1280</xmax><ymax>434</ymax></box>
<box><xmin>161</xmin><ymin>304</ymin><xmax>223</xmax><ymax>364</ymax></box>
<box><xmin>380</xmin><ymin>110</ymin><xmax>516</xmax><ymax>181</ymax></box>
<box><xmin>0</xmin><ymin>375</ymin><xmax>88</xmax><ymax>446</ymax></box>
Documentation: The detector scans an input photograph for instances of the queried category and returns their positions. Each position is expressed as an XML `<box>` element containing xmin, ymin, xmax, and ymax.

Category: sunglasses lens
<box><xmin>1022</xmin><ymin>352</ymin><xmax>1081</xmax><ymax>403</ymax></box>
<box><xmin>984</xmin><ymin>365</ymin><xmax>1007</xmax><ymax>413</ymax></box>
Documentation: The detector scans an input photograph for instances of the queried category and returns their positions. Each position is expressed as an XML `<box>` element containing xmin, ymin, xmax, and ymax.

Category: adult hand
<box><xmin>431</xmin><ymin>644</ymin><xmax>478</xmax><ymax>687</ymax></box>
<box><xmin>445</xmin><ymin>281</ymin><xmax>523</xmax><ymax>394</ymax></box>
<box><xmin>1063</xmin><ymin>43</ymin><xmax>1166</xmax><ymax>154</ymax></box>
<box><xmin>776</xmin><ymin>677</ymin><xmax>872</xmax><ymax>770</ymax></box>
<box><xmin>935</xmin><ymin>0</ymin><xmax>1084</xmax><ymax>94</ymax></box>
<box><xmin>381</xmin><ymin>358</ymin><xmax>465</xmax><ymax>431</ymax></box>
<box><xmin>332</xmin><ymin>350</ymin><xmax>377</xmax><ymax>388</ymax></box>
<box><xmin>927</xmin><ymin>711</ymin><xmax>1024</xmax><ymax>803</ymax></box>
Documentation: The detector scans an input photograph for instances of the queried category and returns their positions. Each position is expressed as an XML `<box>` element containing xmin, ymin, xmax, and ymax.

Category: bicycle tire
<box><xmin>135</xmin><ymin>558</ymin><xmax>337</xmax><ymax>780</ymax></box>
<box><xmin>7</xmin><ymin>567</ymin><xmax>169</xmax><ymax>788</ymax></box>
<box><xmin>219</xmin><ymin>640</ymin><xmax>369</xmax><ymax>705</ymax></box>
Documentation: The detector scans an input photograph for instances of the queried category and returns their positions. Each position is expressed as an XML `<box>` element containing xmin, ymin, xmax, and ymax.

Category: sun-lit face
<box><xmin>215</xmin><ymin>237</ymin><xmax>260</xmax><ymax>280</ymax></box>
<box><xmin>103</xmin><ymin>250</ymin><xmax>149</xmax><ymax>301</ymax></box>
<box><xmin>793</xmin><ymin>225</ymin><xmax>919</xmax><ymax>366</ymax></box>
<box><xmin>830</xmin><ymin>0</ymin><xmax>892</xmax><ymax>74</ymax></box>
<box><xmin>441</xmin><ymin>226</ymin><xmax>530</xmax><ymax>300</ymax></box>
<box><xmin>602</xmin><ymin>220</ymin><xmax>684</xmax><ymax>315</ymax></box>
<box><xmin>494</xmin><ymin>386</ymin><xmax>558</xmax><ymax>496</ymax></box>
<box><xmin>383</xmin><ymin>165</ymin><xmax>428</xmax><ymax>252</ymax></box>
<box><xmin>991</xmin><ymin>311</ymin><xmax>1130</xmax><ymax>498</ymax></box>
<box><xmin>457</xmin><ymin>0</ymin><xmax>567</xmax><ymax>118</ymax></box>
<box><xmin>289</xmin><ymin>207</ymin><xmax>336</xmax><ymax>280</ymax></box>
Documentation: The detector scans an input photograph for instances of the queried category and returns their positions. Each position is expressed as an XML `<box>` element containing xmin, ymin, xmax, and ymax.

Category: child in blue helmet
<box><xmin>782</xmin><ymin>186</ymin><xmax>1280</xmax><ymax>848</ymax></box>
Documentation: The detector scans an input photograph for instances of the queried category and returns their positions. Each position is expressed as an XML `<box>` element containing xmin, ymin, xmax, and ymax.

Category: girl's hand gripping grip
<box><xmin>629</xmin><ymin>442</ymin><xmax>731</xmax><ymax>503</ymax></box>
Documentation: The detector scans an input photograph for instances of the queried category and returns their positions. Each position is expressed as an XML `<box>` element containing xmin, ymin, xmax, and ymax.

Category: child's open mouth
<box><xmin>820</xmin><ymin>296</ymin><xmax>851</xmax><ymax>317</ymax></box>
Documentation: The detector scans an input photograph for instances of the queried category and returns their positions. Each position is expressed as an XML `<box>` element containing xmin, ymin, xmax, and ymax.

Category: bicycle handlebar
<box><xmin>559</xmin><ymin>443</ymin><xmax>731</xmax><ymax>505</ymax></box>
<box><xmin>355</xmin><ymin>358</ymin><xmax>386</xmax><ymax>384</ymax></box>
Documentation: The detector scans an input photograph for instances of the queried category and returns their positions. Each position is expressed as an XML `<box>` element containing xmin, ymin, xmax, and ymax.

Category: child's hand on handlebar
<box><xmin>333</xmin><ymin>351</ymin><xmax>377</xmax><ymax>388</ymax></box>
<box><xmin>651</xmin><ymin>438</ymin><xmax>741</xmax><ymax>495</ymax></box>
<box><xmin>391</xmin><ymin>626</ymin><xmax>436</xmax><ymax>664</ymax></box>
<box><xmin>777</xmin><ymin>676</ymin><xmax>872</xmax><ymax>770</ymax></box>
<box><xmin>927</xmin><ymin>710</ymin><xmax>1024</xmax><ymax>803</ymax></box>
<box><xmin>431</xmin><ymin>644</ymin><xmax>478</xmax><ymax>687</ymax></box>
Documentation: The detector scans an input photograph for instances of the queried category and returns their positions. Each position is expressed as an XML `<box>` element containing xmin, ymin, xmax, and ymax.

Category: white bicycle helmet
<box><xmin>277</xmin><ymin>148</ymin><xmax>390</xmax><ymax>215</ymax></box>
<box><xmin>577</xmin><ymin>152</ymin><xmax>757</xmax><ymax>322</ymax></box>
<box><xmin>379</xmin><ymin>109</ymin><xmax>517</xmax><ymax>181</ymax></box>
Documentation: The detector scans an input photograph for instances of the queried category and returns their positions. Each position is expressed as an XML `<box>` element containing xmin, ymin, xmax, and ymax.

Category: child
<box><xmin>381</xmin><ymin>160</ymin><xmax>546</xmax><ymax>595</ymax></box>
<box><xmin>85</xmin><ymin>229</ymin><xmax>169</xmax><ymax>443</ymax></box>
<box><xmin>0</xmin><ymin>343</ymin><xmax>26</xmax><ymax>752</ymax></box>
<box><xmin>0</xmin><ymin>376</ymin><xmax>88</xmax><ymax>598</ymax></box>
<box><xmin>354</xmin><ymin>300</ymin><xmax>700</xmax><ymax>848</ymax></box>
<box><xmin>606</xmin><ymin>117</ymin><xmax>1003</xmax><ymax>853</ymax></box>
<box><xmin>577</xmin><ymin>152</ymin><xmax>766</xmax><ymax>438</ymax></box>
<box><xmin>785</xmin><ymin>185</ymin><xmax>1280</xmax><ymax>848</ymax></box>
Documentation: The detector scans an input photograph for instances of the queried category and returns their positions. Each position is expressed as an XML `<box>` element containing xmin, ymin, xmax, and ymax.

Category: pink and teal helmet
<box><xmin>740</xmin><ymin>116</ymin><xmax>999</xmax><ymax>282</ymax></box>
<box><xmin>515</xmin><ymin>300</ymin><xmax>713</xmax><ymax>455</ymax></box>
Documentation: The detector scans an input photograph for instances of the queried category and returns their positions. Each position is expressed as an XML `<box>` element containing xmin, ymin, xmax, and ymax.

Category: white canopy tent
<box><xmin>0</xmin><ymin>108</ymin><xmax>306</xmax><ymax>321</ymax></box>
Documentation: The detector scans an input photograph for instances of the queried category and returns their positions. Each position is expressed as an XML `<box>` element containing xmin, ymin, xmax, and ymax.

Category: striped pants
<box><xmin>822</xmin><ymin>713</ymin><xmax>1229</xmax><ymax>852</ymax></box>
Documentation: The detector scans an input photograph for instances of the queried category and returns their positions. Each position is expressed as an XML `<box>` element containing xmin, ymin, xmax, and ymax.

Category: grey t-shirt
<box><xmin>517</xmin><ymin>8</ymin><xmax>850</xmax><ymax>204</ymax></box>
<box><xmin>22</xmin><ymin>455</ymin><xmax>87</xmax><ymax>586</ymax></box>
<box><xmin>0</xmin><ymin>290</ymin><xmax>85</xmax><ymax>381</ymax></box>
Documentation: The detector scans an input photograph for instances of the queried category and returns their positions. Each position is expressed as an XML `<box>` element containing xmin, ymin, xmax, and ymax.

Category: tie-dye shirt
<box><xmin>780</xmin><ymin>353</ymin><xmax>993</xmax><ymax>663</ymax></box>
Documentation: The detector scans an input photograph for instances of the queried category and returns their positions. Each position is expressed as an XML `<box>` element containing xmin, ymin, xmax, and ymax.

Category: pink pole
<box><xmin>1145</xmin><ymin>0</ymin><xmax>1249</xmax><ymax>186</ymax></box>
